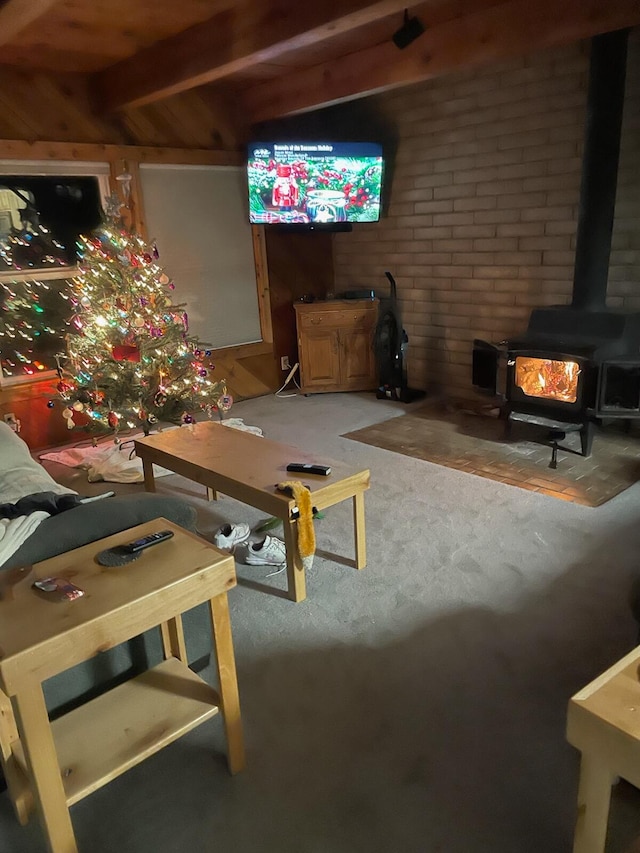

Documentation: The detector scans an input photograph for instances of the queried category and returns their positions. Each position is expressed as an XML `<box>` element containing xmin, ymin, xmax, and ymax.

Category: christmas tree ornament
<box><xmin>182</xmin><ymin>413</ymin><xmax>195</xmax><ymax>424</ymax></box>
<box><xmin>107</xmin><ymin>411</ymin><xmax>119</xmax><ymax>429</ymax></box>
<box><xmin>219</xmin><ymin>393</ymin><xmax>233</xmax><ymax>412</ymax></box>
<box><xmin>72</xmin><ymin>401</ymin><xmax>84</xmax><ymax>411</ymax></box>
<box><xmin>112</xmin><ymin>344</ymin><xmax>141</xmax><ymax>362</ymax></box>
<box><xmin>47</xmin><ymin>400</ymin><xmax>55</xmax><ymax>408</ymax></box>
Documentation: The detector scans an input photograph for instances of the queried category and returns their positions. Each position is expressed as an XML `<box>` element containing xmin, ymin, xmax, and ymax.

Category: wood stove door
<box><xmin>507</xmin><ymin>352</ymin><xmax>587</xmax><ymax>415</ymax></box>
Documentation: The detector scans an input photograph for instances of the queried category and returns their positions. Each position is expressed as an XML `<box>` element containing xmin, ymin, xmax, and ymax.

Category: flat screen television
<box><xmin>247</xmin><ymin>142</ymin><xmax>384</xmax><ymax>226</ymax></box>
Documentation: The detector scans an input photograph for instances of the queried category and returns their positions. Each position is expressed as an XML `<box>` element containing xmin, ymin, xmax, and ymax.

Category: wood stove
<box><xmin>472</xmin><ymin>30</ymin><xmax>640</xmax><ymax>457</ymax></box>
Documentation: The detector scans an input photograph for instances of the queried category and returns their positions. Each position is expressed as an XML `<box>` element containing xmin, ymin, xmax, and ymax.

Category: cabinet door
<box><xmin>339</xmin><ymin>327</ymin><xmax>376</xmax><ymax>389</ymax></box>
<box><xmin>299</xmin><ymin>329</ymin><xmax>341</xmax><ymax>390</ymax></box>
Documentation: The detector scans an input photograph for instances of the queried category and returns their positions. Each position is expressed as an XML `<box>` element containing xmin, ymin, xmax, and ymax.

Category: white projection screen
<box><xmin>139</xmin><ymin>164</ymin><xmax>262</xmax><ymax>349</ymax></box>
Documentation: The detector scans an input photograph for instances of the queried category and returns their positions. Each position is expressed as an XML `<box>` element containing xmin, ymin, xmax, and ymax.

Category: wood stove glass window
<box><xmin>514</xmin><ymin>357</ymin><xmax>580</xmax><ymax>403</ymax></box>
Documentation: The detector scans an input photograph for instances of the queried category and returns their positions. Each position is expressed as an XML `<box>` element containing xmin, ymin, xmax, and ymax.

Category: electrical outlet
<box><xmin>280</xmin><ymin>355</ymin><xmax>290</xmax><ymax>371</ymax></box>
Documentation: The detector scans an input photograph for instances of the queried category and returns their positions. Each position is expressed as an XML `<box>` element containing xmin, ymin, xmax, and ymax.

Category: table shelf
<box><xmin>13</xmin><ymin>656</ymin><xmax>220</xmax><ymax>806</ymax></box>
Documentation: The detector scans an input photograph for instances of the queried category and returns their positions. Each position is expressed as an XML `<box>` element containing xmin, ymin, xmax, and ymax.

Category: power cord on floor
<box><xmin>275</xmin><ymin>362</ymin><xmax>301</xmax><ymax>398</ymax></box>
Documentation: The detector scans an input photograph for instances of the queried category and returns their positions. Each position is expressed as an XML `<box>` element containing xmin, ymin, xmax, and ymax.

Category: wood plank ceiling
<box><xmin>0</xmin><ymin>0</ymin><xmax>639</xmax><ymax>144</ymax></box>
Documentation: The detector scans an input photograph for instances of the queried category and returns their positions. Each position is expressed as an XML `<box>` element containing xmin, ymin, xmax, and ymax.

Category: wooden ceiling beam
<box><xmin>95</xmin><ymin>0</ymin><xmax>415</xmax><ymax>113</ymax></box>
<box><xmin>0</xmin><ymin>0</ymin><xmax>60</xmax><ymax>46</ymax></box>
<box><xmin>242</xmin><ymin>0</ymin><xmax>640</xmax><ymax>123</ymax></box>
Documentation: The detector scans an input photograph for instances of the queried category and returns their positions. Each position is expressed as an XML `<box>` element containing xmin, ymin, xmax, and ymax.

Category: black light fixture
<box><xmin>392</xmin><ymin>8</ymin><xmax>425</xmax><ymax>50</ymax></box>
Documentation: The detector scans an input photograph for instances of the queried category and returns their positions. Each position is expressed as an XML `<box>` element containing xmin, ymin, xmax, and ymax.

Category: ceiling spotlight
<box><xmin>392</xmin><ymin>9</ymin><xmax>425</xmax><ymax>50</ymax></box>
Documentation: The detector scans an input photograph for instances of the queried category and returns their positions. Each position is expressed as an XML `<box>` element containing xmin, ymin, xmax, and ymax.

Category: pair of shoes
<box><xmin>244</xmin><ymin>535</ymin><xmax>286</xmax><ymax>566</ymax></box>
<box><xmin>213</xmin><ymin>523</ymin><xmax>251</xmax><ymax>552</ymax></box>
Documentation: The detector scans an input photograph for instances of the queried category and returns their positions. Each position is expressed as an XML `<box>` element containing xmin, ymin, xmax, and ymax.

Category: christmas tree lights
<box><xmin>57</xmin><ymin>199</ymin><xmax>231</xmax><ymax>435</ymax></box>
<box><xmin>0</xmin><ymin>222</ymin><xmax>72</xmax><ymax>380</ymax></box>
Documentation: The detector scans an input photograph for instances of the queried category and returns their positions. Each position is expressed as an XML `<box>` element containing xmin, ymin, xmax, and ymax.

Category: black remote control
<box><xmin>286</xmin><ymin>462</ymin><xmax>331</xmax><ymax>476</ymax></box>
<box><xmin>123</xmin><ymin>530</ymin><xmax>174</xmax><ymax>553</ymax></box>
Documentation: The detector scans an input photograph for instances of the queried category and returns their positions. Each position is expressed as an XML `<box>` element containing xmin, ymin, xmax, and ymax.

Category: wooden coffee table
<box><xmin>134</xmin><ymin>422</ymin><xmax>370</xmax><ymax>603</ymax></box>
<box><xmin>0</xmin><ymin>519</ymin><xmax>244</xmax><ymax>853</ymax></box>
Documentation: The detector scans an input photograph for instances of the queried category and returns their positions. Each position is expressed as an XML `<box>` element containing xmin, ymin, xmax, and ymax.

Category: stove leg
<box><xmin>550</xmin><ymin>442</ymin><xmax>559</xmax><ymax>470</ymax></box>
<box><xmin>581</xmin><ymin>421</ymin><xmax>595</xmax><ymax>457</ymax></box>
<box><xmin>499</xmin><ymin>405</ymin><xmax>512</xmax><ymax>437</ymax></box>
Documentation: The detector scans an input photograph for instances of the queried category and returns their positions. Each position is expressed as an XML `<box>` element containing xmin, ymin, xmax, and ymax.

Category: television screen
<box><xmin>247</xmin><ymin>142</ymin><xmax>383</xmax><ymax>225</ymax></box>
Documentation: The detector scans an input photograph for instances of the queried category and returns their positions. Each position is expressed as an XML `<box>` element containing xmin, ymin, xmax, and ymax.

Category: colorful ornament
<box><xmin>182</xmin><ymin>413</ymin><xmax>195</xmax><ymax>424</ymax></box>
<box><xmin>219</xmin><ymin>393</ymin><xmax>233</xmax><ymax>412</ymax></box>
<box><xmin>107</xmin><ymin>411</ymin><xmax>119</xmax><ymax>429</ymax></box>
<box><xmin>112</xmin><ymin>344</ymin><xmax>141</xmax><ymax>362</ymax></box>
<box><xmin>47</xmin><ymin>400</ymin><xmax>55</xmax><ymax>409</ymax></box>
<box><xmin>154</xmin><ymin>391</ymin><xmax>167</xmax><ymax>407</ymax></box>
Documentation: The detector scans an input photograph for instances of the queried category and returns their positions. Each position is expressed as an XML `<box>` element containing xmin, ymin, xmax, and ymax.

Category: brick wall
<box><xmin>333</xmin><ymin>33</ymin><xmax>640</xmax><ymax>402</ymax></box>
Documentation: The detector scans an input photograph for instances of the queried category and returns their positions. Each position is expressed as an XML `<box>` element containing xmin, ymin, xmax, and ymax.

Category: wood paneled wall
<box><xmin>265</xmin><ymin>230</ymin><xmax>334</xmax><ymax>371</ymax></box>
<box><xmin>0</xmin><ymin>67</ymin><xmax>243</xmax><ymax>150</ymax></box>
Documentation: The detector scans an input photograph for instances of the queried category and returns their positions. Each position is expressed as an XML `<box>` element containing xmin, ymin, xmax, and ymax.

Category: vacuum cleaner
<box><xmin>374</xmin><ymin>271</ymin><xmax>424</xmax><ymax>403</ymax></box>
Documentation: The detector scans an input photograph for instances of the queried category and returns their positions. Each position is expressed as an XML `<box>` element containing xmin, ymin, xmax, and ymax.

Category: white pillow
<box><xmin>0</xmin><ymin>422</ymin><xmax>77</xmax><ymax>506</ymax></box>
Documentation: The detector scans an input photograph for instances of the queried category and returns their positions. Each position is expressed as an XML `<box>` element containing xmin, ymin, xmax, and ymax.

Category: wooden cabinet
<box><xmin>294</xmin><ymin>299</ymin><xmax>378</xmax><ymax>393</ymax></box>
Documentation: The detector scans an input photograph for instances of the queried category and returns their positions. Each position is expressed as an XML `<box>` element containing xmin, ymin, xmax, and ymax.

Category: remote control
<box><xmin>286</xmin><ymin>462</ymin><xmax>332</xmax><ymax>476</ymax></box>
<box><xmin>123</xmin><ymin>530</ymin><xmax>175</xmax><ymax>553</ymax></box>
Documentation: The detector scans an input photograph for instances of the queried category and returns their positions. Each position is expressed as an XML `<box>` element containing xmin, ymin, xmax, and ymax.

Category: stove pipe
<box><xmin>571</xmin><ymin>29</ymin><xmax>628</xmax><ymax>312</ymax></box>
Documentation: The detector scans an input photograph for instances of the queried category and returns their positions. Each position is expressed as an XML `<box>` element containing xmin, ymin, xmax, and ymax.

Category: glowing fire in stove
<box><xmin>514</xmin><ymin>357</ymin><xmax>580</xmax><ymax>403</ymax></box>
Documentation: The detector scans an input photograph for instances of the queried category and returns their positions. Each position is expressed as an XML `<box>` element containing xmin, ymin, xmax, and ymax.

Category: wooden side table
<box><xmin>0</xmin><ymin>519</ymin><xmax>245</xmax><ymax>853</ymax></box>
<box><xmin>567</xmin><ymin>645</ymin><xmax>640</xmax><ymax>853</ymax></box>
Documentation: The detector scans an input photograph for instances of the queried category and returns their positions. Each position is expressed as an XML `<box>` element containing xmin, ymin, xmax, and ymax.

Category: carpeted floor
<box><xmin>343</xmin><ymin>400</ymin><xmax>640</xmax><ymax>506</ymax></box>
<box><xmin>2</xmin><ymin>391</ymin><xmax>640</xmax><ymax>853</ymax></box>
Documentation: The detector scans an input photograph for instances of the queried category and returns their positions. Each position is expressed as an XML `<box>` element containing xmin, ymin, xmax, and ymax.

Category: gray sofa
<box><xmin>0</xmin><ymin>422</ymin><xmax>211</xmax><ymax>718</ymax></box>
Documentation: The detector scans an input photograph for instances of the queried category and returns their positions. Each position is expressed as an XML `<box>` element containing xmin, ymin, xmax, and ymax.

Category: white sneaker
<box><xmin>213</xmin><ymin>523</ymin><xmax>251</xmax><ymax>552</ymax></box>
<box><xmin>244</xmin><ymin>535</ymin><xmax>286</xmax><ymax>566</ymax></box>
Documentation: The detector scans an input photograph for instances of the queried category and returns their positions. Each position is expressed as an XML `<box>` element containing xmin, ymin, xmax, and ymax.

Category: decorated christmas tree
<box><xmin>57</xmin><ymin>196</ymin><xmax>231</xmax><ymax>436</ymax></box>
